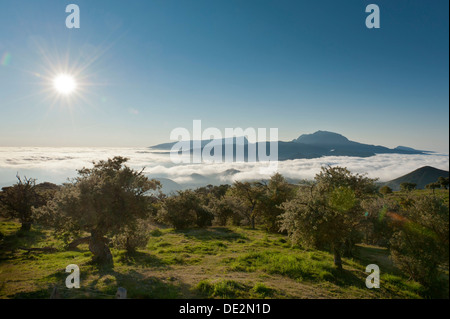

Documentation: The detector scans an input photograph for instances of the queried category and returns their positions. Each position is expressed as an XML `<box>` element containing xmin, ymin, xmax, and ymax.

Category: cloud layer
<box><xmin>0</xmin><ymin>147</ymin><xmax>448</xmax><ymax>187</ymax></box>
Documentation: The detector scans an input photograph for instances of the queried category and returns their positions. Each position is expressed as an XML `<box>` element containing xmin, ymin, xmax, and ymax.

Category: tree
<box><xmin>210</xmin><ymin>196</ymin><xmax>238</xmax><ymax>226</ymax></box>
<box><xmin>111</xmin><ymin>218</ymin><xmax>152</xmax><ymax>254</ymax></box>
<box><xmin>279</xmin><ymin>166</ymin><xmax>377</xmax><ymax>269</ymax></box>
<box><xmin>228</xmin><ymin>181</ymin><xmax>265</xmax><ymax>229</ymax></box>
<box><xmin>425</xmin><ymin>182</ymin><xmax>440</xmax><ymax>194</ymax></box>
<box><xmin>258</xmin><ymin>173</ymin><xmax>295</xmax><ymax>232</ymax></box>
<box><xmin>194</xmin><ymin>184</ymin><xmax>230</xmax><ymax>204</ymax></box>
<box><xmin>34</xmin><ymin>157</ymin><xmax>160</xmax><ymax>265</ymax></box>
<box><xmin>360</xmin><ymin>197</ymin><xmax>398</xmax><ymax>246</ymax></box>
<box><xmin>0</xmin><ymin>175</ymin><xmax>45</xmax><ymax>231</ymax></box>
<box><xmin>438</xmin><ymin>176</ymin><xmax>449</xmax><ymax>190</ymax></box>
<box><xmin>400</xmin><ymin>182</ymin><xmax>417</xmax><ymax>192</ymax></box>
<box><xmin>379</xmin><ymin>185</ymin><xmax>393</xmax><ymax>195</ymax></box>
<box><xmin>157</xmin><ymin>190</ymin><xmax>213</xmax><ymax>229</ymax></box>
<box><xmin>390</xmin><ymin>196</ymin><xmax>449</xmax><ymax>296</ymax></box>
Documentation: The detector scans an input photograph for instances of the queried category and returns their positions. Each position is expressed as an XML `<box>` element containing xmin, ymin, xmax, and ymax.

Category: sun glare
<box><xmin>53</xmin><ymin>74</ymin><xmax>77</xmax><ymax>95</ymax></box>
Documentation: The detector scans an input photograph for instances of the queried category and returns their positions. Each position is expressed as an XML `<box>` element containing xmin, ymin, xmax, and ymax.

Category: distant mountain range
<box><xmin>383</xmin><ymin>166</ymin><xmax>449</xmax><ymax>191</ymax></box>
<box><xmin>150</xmin><ymin>170</ymin><xmax>239</xmax><ymax>193</ymax></box>
<box><xmin>154</xmin><ymin>177</ymin><xmax>183</xmax><ymax>194</ymax></box>
<box><xmin>150</xmin><ymin>130</ymin><xmax>429</xmax><ymax>160</ymax></box>
<box><xmin>152</xmin><ymin>165</ymin><xmax>449</xmax><ymax>193</ymax></box>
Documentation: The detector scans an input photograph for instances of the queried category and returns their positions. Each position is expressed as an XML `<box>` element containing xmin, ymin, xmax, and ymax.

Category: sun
<box><xmin>53</xmin><ymin>74</ymin><xmax>77</xmax><ymax>95</ymax></box>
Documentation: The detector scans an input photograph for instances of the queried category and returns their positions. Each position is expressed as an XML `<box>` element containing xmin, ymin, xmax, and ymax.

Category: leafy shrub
<box><xmin>111</xmin><ymin>219</ymin><xmax>152</xmax><ymax>254</ymax></box>
<box><xmin>390</xmin><ymin>196</ymin><xmax>449</xmax><ymax>297</ymax></box>
<box><xmin>210</xmin><ymin>196</ymin><xmax>238</xmax><ymax>226</ymax></box>
<box><xmin>157</xmin><ymin>190</ymin><xmax>213</xmax><ymax>229</ymax></box>
<box><xmin>400</xmin><ymin>182</ymin><xmax>417</xmax><ymax>192</ymax></box>
<box><xmin>379</xmin><ymin>185</ymin><xmax>393</xmax><ymax>195</ymax></box>
<box><xmin>361</xmin><ymin>197</ymin><xmax>399</xmax><ymax>246</ymax></box>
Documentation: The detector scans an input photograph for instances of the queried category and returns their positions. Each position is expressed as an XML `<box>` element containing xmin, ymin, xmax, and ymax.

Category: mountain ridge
<box><xmin>383</xmin><ymin>166</ymin><xmax>449</xmax><ymax>190</ymax></box>
<box><xmin>149</xmin><ymin>130</ymin><xmax>428</xmax><ymax>160</ymax></box>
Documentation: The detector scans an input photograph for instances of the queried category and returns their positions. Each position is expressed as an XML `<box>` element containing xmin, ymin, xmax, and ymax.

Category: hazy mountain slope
<box><xmin>153</xmin><ymin>177</ymin><xmax>183</xmax><ymax>194</ymax></box>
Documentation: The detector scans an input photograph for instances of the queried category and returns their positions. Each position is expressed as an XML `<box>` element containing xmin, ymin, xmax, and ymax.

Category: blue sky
<box><xmin>0</xmin><ymin>0</ymin><xmax>448</xmax><ymax>152</ymax></box>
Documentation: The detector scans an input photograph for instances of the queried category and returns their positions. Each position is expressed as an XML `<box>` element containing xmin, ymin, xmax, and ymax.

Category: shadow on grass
<box><xmin>116</xmin><ymin>251</ymin><xmax>170</xmax><ymax>269</ymax></box>
<box><xmin>8</xmin><ymin>288</ymin><xmax>51</xmax><ymax>299</ymax></box>
<box><xmin>0</xmin><ymin>228</ymin><xmax>49</xmax><ymax>263</ymax></box>
<box><xmin>327</xmin><ymin>267</ymin><xmax>368</xmax><ymax>289</ymax></box>
<box><xmin>111</xmin><ymin>269</ymin><xmax>185</xmax><ymax>299</ymax></box>
<box><xmin>0</xmin><ymin>228</ymin><xmax>46</xmax><ymax>249</ymax></box>
<box><xmin>8</xmin><ymin>260</ymin><xmax>188</xmax><ymax>299</ymax></box>
<box><xmin>177</xmin><ymin>227</ymin><xmax>248</xmax><ymax>242</ymax></box>
<box><xmin>354</xmin><ymin>244</ymin><xmax>399</xmax><ymax>275</ymax></box>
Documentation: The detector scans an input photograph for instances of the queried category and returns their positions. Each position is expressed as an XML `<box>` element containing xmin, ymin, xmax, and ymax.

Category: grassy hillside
<box><xmin>0</xmin><ymin>218</ymin><xmax>429</xmax><ymax>299</ymax></box>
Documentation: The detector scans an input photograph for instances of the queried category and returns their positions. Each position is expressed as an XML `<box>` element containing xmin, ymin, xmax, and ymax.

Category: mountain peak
<box><xmin>150</xmin><ymin>129</ymin><xmax>427</xmax><ymax>159</ymax></box>
<box><xmin>395</xmin><ymin>146</ymin><xmax>418</xmax><ymax>152</ymax></box>
<box><xmin>384</xmin><ymin>166</ymin><xmax>449</xmax><ymax>190</ymax></box>
<box><xmin>293</xmin><ymin>131</ymin><xmax>351</xmax><ymax>145</ymax></box>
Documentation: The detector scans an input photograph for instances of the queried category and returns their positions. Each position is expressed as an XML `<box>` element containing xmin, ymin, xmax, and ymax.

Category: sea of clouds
<box><xmin>0</xmin><ymin>147</ymin><xmax>448</xmax><ymax>188</ymax></box>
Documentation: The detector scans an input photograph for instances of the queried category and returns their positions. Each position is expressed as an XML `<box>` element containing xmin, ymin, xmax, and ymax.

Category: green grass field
<box><xmin>0</xmin><ymin>218</ymin><xmax>430</xmax><ymax>299</ymax></box>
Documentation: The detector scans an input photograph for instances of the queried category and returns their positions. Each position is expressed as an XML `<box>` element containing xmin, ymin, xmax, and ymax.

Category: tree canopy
<box><xmin>0</xmin><ymin>175</ymin><xmax>46</xmax><ymax>231</ymax></box>
<box><xmin>280</xmin><ymin>166</ymin><xmax>378</xmax><ymax>268</ymax></box>
<box><xmin>34</xmin><ymin>156</ymin><xmax>160</xmax><ymax>264</ymax></box>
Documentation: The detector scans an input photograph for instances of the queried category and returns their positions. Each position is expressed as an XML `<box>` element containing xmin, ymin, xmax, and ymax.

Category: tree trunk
<box><xmin>343</xmin><ymin>239</ymin><xmax>353</xmax><ymax>257</ymax></box>
<box><xmin>333</xmin><ymin>246</ymin><xmax>343</xmax><ymax>270</ymax></box>
<box><xmin>89</xmin><ymin>231</ymin><xmax>113</xmax><ymax>265</ymax></box>
<box><xmin>251</xmin><ymin>216</ymin><xmax>255</xmax><ymax>229</ymax></box>
<box><xmin>67</xmin><ymin>236</ymin><xmax>91</xmax><ymax>250</ymax></box>
<box><xmin>20</xmin><ymin>222</ymin><xmax>31</xmax><ymax>231</ymax></box>
<box><xmin>125</xmin><ymin>237</ymin><xmax>136</xmax><ymax>255</ymax></box>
